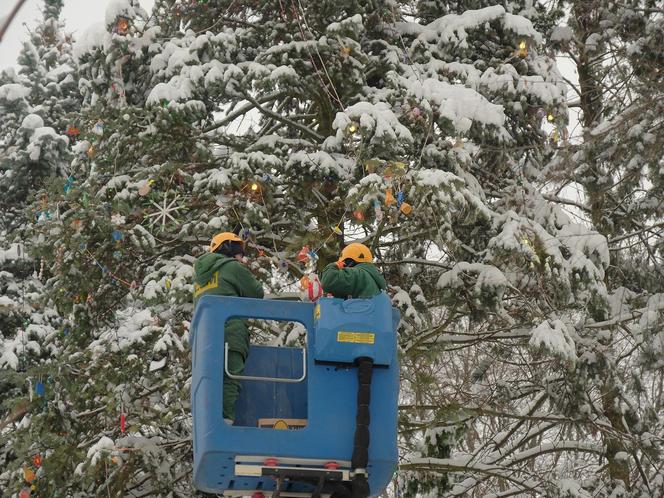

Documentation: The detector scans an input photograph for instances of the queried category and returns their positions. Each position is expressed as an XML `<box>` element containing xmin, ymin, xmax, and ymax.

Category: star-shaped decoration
<box><xmin>144</xmin><ymin>193</ymin><xmax>183</xmax><ymax>232</ymax></box>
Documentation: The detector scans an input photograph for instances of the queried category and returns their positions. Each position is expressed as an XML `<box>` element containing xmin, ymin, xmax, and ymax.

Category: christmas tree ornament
<box><xmin>138</xmin><ymin>180</ymin><xmax>153</xmax><ymax>197</ymax></box>
<box><xmin>396</xmin><ymin>191</ymin><xmax>405</xmax><ymax>208</ymax></box>
<box><xmin>353</xmin><ymin>209</ymin><xmax>365</xmax><ymax>221</ymax></box>
<box><xmin>165</xmin><ymin>279</ymin><xmax>172</xmax><ymax>290</ymax></box>
<box><xmin>373</xmin><ymin>200</ymin><xmax>383</xmax><ymax>222</ymax></box>
<box><xmin>517</xmin><ymin>39</ymin><xmax>528</xmax><ymax>58</ymax></box>
<box><xmin>239</xmin><ymin>228</ymin><xmax>252</xmax><ymax>241</ymax></box>
<box><xmin>384</xmin><ymin>188</ymin><xmax>396</xmax><ymax>207</ymax></box>
<box><xmin>65</xmin><ymin>125</ymin><xmax>79</xmax><ymax>137</ymax></box>
<box><xmin>297</xmin><ymin>246</ymin><xmax>311</xmax><ymax>263</ymax></box>
<box><xmin>307</xmin><ymin>273</ymin><xmax>323</xmax><ymax>302</ymax></box>
<box><xmin>332</xmin><ymin>225</ymin><xmax>342</xmax><ymax>235</ymax></box>
<box><xmin>23</xmin><ymin>467</ymin><xmax>36</xmax><ymax>483</ymax></box>
<box><xmin>34</xmin><ymin>381</ymin><xmax>45</xmax><ymax>397</ymax></box>
<box><xmin>120</xmin><ymin>412</ymin><xmax>126</xmax><ymax>433</ymax></box>
<box><xmin>299</xmin><ymin>275</ymin><xmax>310</xmax><ymax>290</ymax></box>
<box><xmin>86</xmin><ymin>145</ymin><xmax>95</xmax><ymax>158</ymax></box>
<box><xmin>114</xmin><ymin>16</ymin><xmax>130</xmax><ymax>35</ymax></box>
<box><xmin>92</xmin><ymin>120</ymin><xmax>105</xmax><ymax>136</ymax></box>
<box><xmin>63</xmin><ymin>176</ymin><xmax>75</xmax><ymax>194</ymax></box>
<box><xmin>32</xmin><ymin>454</ymin><xmax>42</xmax><ymax>468</ymax></box>
<box><xmin>258</xmin><ymin>249</ymin><xmax>265</xmax><ymax>257</ymax></box>
<box><xmin>400</xmin><ymin>202</ymin><xmax>412</xmax><ymax>215</ymax></box>
<box><xmin>547</xmin><ymin>112</ymin><xmax>555</xmax><ymax>122</ymax></box>
<box><xmin>410</xmin><ymin>106</ymin><xmax>422</xmax><ymax>118</ymax></box>
<box><xmin>19</xmin><ymin>488</ymin><xmax>30</xmax><ymax>498</ymax></box>
<box><xmin>145</xmin><ymin>193</ymin><xmax>184</xmax><ymax>232</ymax></box>
<box><xmin>112</xmin><ymin>230</ymin><xmax>123</xmax><ymax>241</ymax></box>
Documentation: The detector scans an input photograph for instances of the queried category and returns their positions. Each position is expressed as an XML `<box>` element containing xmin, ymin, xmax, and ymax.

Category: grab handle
<box><xmin>224</xmin><ymin>343</ymin><xmax>307</xmax><ymax>383</ymax></box>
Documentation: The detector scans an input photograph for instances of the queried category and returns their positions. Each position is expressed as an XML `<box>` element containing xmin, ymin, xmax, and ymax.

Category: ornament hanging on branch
<box><xmin>113</xmin><ymin>16</ymin><xmax>130</xmax><ymax>35</ymax></box>
<box><xmin>63</xmin><ymin>176</ymin><xmax>75</xmax><ymax>194</ymax></box>
<box><xmin>297</xmin><ymin>246</ymin><xmax>311</xmax><ymax>263</ymax></box>
<box><xmin>373</xmin><ymin>200</ymin><xmax>383</xmax><ymax>222</ymax></box>
<box><xmin>239</xmin><ymin>228</ymin><xmax>252</xmax><ymax>241</ymax></box>
<box><xmin>144</xmin><ymin>193</ymin><xmax>184</xmax><ymax>232</ymax></box>
<box><xmin>138</xmin><ymin>179</ymin><xmax>154</xmax><ymax>197</ymax></box>
<box><xmin>92</xmin><ymin>120</ymin><xmax>105</xmax><ymax>136</ymax></box>
<box><xmin>384</xmin><ymin>188</ymin><xmax>396</xmax><ymax>207</ymax></box>
<box><xmin>65</xmin><ymin>125</ymin><xmax>80</xmax><ymax>138</ymax></box>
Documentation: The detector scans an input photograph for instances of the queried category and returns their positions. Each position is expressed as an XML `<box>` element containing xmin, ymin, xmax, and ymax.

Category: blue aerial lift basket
<box><xmin>191</xmin><ymin>294</ymin><xmax>400</xmax><ymax>497</ymax></box>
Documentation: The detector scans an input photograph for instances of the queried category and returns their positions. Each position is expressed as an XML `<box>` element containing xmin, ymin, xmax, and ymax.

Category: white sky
<box><xmin>0</xmin><ymin>0</ymin><xmax>154</xmax><ymax>71</ymax></box>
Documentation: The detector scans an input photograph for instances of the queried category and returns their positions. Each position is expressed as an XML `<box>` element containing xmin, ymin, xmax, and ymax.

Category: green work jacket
<box><xmin>193</xmin><ymin>253</ymin><xmax>264</xmax><ymax>357</ymax></box>
<box><xmin>320</xmin><ymin>262</ymin><xmax>387</xmax><ymax>299</ymax></box>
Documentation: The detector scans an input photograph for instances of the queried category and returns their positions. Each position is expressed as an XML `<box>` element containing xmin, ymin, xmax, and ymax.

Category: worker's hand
<box><xmin>335</xmin><ymin>260</ymin><xmax>345</xmax><ymax>269</ymax></box>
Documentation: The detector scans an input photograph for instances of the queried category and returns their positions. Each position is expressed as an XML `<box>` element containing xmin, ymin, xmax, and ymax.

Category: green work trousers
<box><xmin>223</xmin><ymin>349</ymin><xmax>245</xmax><ymax>421</ymax></box>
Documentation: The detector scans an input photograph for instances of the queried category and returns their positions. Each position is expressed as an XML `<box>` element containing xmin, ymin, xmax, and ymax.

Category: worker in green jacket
<box><xmin>320</xmin><ymin>242</ymin><xmax>387</xmax><ymax>298</ymax></box>
<box><xmin>193</xmin><ymin>232</ymin><xmax>264</xmax><ymax>423</ymax></box>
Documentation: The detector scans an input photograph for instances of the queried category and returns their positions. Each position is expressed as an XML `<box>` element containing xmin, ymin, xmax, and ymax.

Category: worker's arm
<box><xmin>229</xmin><ymin>261</ymin><xmax>265</xmax><ymax>298</ymax></box>
<box><xmin>320</xmin><ymin>262</ymin><xmax>357</xmax><ymax>298</ymax></box>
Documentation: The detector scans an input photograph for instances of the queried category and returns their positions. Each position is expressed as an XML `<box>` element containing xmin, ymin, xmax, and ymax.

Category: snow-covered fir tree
<box><xmin>0</xmin><ymin>0</ymin><xmax>662</xmax><ymax>496</ymax></box>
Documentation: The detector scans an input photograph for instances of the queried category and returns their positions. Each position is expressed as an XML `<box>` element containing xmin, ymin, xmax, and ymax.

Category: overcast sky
<box><xmin>0</xmin><ymin>0</ymin><xmax>154</xmax><ymax>71</ymax></box>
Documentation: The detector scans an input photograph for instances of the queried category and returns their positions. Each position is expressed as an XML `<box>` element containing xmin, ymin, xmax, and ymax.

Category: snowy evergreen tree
<box><xmin>0</xmin><ymin>1</ymin><xmax>81</xmax><ymax>495</ymax></box>
<box><xmin>0</xmin><ymin>0</ymin><xmax>662</xmax><ymax>496</ymax></box>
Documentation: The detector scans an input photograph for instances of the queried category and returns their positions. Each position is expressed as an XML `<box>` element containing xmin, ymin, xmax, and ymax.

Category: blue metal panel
<box><xmin>235</xmin><ymin>346</ymin><xmax>307</xmax><ymax>427</ymax></box>
<box><xmin>191</xmin><ymin>295</ymin><xmax>400</xmax><ymax>497</ymax></box>
<box><xmin>313</xmin><ymin>294</ymin><xmax>394</xmax><ymax>366</ymax></box>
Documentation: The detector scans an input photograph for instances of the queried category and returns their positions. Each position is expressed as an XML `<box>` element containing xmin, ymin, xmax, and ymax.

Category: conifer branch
<box><xmin>0</xmin><ymin>0</ymin><xmax>26</xmax><ymax>42</ymax></box>
<box><xmin>242</xmin><ymin>92</ymin><xmax>324</xmax><ymax>142</ymax></box>
<box><xmin>203</xmin><ymin>91</ymin><xmax>287</xmax><ymax>133</ymax></box>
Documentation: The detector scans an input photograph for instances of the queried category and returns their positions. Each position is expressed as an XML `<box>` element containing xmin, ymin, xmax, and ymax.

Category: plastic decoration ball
<box><xmin>112</xmin><ymin>230</ymin><xmax>123</xmax><ymax>241</ymax></box>
<box><xmin>240</xmin><ymin>228</ymin><xmax>251</xmax><ymax>241</ymax></box>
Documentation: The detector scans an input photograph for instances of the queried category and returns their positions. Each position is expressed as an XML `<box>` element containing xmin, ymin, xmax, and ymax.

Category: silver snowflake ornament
<box><xmin>144</xmin><ymin>193</ymin><xmax>184</xmax><ymax>232</ymax></box>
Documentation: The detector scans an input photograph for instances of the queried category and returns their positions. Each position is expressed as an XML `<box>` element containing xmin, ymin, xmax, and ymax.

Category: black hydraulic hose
<box><xmin>351</xmin><ymin>358</ymin><xmax>373</xmax><ymax>498</ymax></box>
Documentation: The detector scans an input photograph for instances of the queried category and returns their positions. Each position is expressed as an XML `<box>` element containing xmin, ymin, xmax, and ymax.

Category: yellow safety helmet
<box><xmin>209</xmin><ymin>232</ymin><xmax>244</xmax><ymax>253</ymax></box>
<box><xmin>338</xmin><ymin>242</ymin><xmax>372</xmax><ymax>264</ymax></box>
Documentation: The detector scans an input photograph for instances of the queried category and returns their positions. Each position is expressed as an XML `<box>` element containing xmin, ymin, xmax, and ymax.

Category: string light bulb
<box><xmin>251</xmin><ymin>183</ymin><xmax>259</xmax><ymax>191</ymax></box>
<box><xmin>115</xmin><ymin>16</ymin><xmax>130</xmax><ymax>35</ymax></box>
<box><xmin>518</xmin><ymin>40</ymin><xmax>528</xmax><ymax>58</ymax></box>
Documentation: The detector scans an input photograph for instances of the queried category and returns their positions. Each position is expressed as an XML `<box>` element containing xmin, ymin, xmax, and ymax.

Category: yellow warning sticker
<box><xmin>314</xmin><ymin>304</ymin><xmax>321</xmax><ymax>320</ymax></box>
<box><xmin>337</xmin><ymin>331</ymin><xmax>375</xmax><ymax>344</ymax></box>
